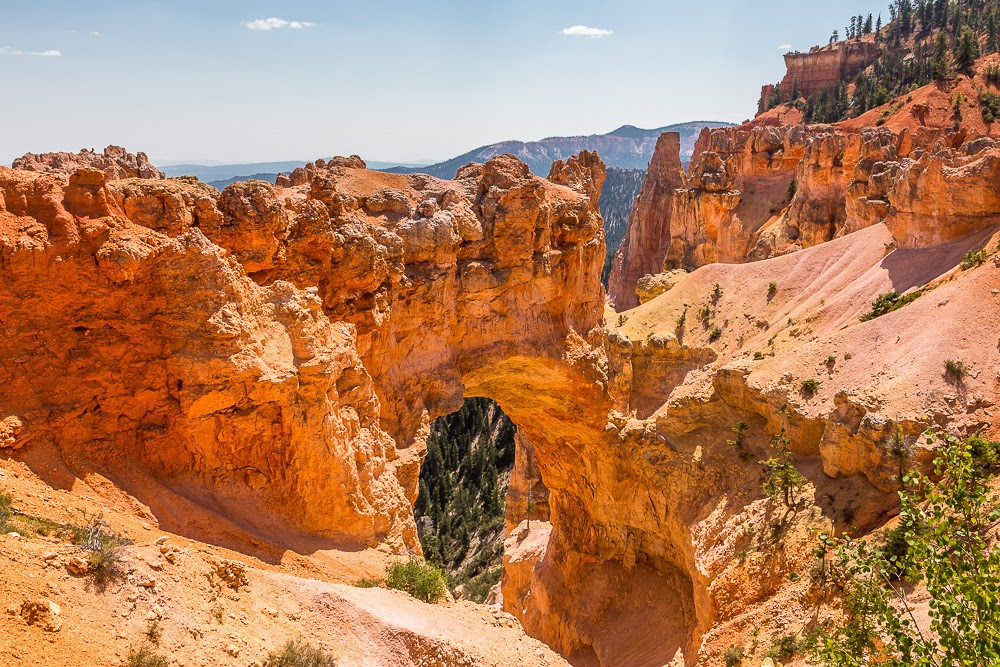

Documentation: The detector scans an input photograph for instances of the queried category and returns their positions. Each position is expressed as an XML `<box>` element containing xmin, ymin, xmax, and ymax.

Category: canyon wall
<box><xmin>5</xmin><ymin>137</ymin><xmax>1000</xmax><ymax>667</ymax></box>
<box><xmin>608</xmin><ymin>121</ymin><xmax>995</xmax><ymax>308</ymax></box>
<box><xmin>607</xmin><ymin>133</ymin><xmax>683</xmax><ymax>309</ymax></box>
<box><xmin>759</xmin><ymin>40</ymin><xmax>879</xmax><ymax>104</ymax></box>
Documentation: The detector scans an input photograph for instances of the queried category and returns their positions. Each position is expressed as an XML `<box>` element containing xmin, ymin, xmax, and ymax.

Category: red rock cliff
<box><xmin>607</xmin><ymin>132</ymin><xmax>683</xmax><ymax>309</ymax></box>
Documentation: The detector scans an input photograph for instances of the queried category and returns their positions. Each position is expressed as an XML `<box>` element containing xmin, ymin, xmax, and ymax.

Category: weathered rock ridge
<box><xmin>12</xmin><ymin>145</ymin><xmax>165</xmax><ymax>181</ymax></box>
<box><xmin>609</xmin><ymin>122</ymin><xmax>1000</xmax><ymax>308</ymax></box>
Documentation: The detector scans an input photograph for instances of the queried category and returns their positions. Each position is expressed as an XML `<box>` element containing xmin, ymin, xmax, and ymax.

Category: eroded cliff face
<box><xmin>4</xmin><ymin>135</ymin><xmax>1000</xmax><ymax>667</ymax></box>
<box><xmin>607</xmin><ymin>133</ymin><xmax>684</xmax><ymax>309</ymax></box>
<box><xmin>610</xmin><ymin>122</ymin><xmax>1000</xmax><ymax>309</ymax></box>
<box><xmin>759</xmin><ymin>40</ymin><xmax>879</xmax><ymax>104</ymax></box>
<box><xmin>0</xmin><ymin>151</ymin><xmax>606</xmax><ymax>557</ymax></box>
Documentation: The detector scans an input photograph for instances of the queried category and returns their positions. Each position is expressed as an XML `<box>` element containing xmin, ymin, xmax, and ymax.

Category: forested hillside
<box><xmin>414</xmin><ymin>399</ymin><xmax>516</xmax><ymax>602</ymax></box>
<box><xmin>762</xmin><ymin>0</ymin><xmax>1000</xmax><ymax>122</ymax></box>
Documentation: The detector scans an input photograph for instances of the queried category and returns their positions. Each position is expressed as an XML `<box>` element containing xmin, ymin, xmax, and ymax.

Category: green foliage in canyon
<box><xmin>415</xmin><ymin>398</ymin><xmax>516</xmax><ymax>603</ymax></box>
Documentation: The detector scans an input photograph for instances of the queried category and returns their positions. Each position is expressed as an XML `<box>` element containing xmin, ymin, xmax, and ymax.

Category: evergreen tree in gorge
<box><xmin>954</xmin><ymin>26</ymin><xmax>980</xmax><ymax>72</ymax></box>
<box><xmin>414</xmin><ymin>398</ymin><xmax>517</xmax><ymax>603</ymax></box>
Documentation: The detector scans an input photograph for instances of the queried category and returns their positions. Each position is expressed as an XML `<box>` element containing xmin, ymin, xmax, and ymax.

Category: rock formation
<box><xmin>607</xmin><ymin>133</ymin><xmax>684</xmax><ymax>309</ymax></box>
<box><xmin>760</xmin><ymin>39</ymin><xmax>879</xmax><ymax>105</ymax></box>
<box><xmin>12</xmin><ymin>146</ymin><xmax>164</xmax><ymax>180</ymax></box>
<box><xmin>4</xmin><ymin>124</ymin><xmax>1000</xmax><ymax>667</ymax></box>
<box><xmin>0</xmin><ymin>149</ymin><xmax>606</xmax><ymax>557</ymax></box>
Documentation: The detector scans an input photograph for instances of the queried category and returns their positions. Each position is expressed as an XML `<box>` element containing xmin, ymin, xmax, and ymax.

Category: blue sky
<box><xmin>1</xmin><ymin>1</ymin><xmax>889</xmax><ymax>165</ymax></box>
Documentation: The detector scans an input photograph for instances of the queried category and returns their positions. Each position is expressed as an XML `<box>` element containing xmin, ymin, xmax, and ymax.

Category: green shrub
<box><xmin>265</xmin><ymin>640</ymin><xmax>337</xmax><ymax>667</ymax></box>
<box><xmin>617</xmin><ymin>314</ymin><xmax>628</xmax><ymax>327</ymax></box>
<box><xmin>709</xmin><ymin>326</ymin><xmax>723</xmax><ymax>342</ymax></box>
<box><xmin>761</xmin><ymin>429</ymin><xmax>807</xmax><ymax>507</ymax></box>
<box><xmin>724</xmin><ymin>645</ymin><xmax>745</xmax><ymax>666</ymax></box>
<box><xmin>766</xmin><ymin>634</ymin><xmax>802</xmax><ymax>661</ymax></box>
<box><xmin>801</xmin><ymin>379</ymin><xmax>821</xmax><ymax>396</ymax></box>
<box><xmin>809</xmin><ymin>434</ymin><xmax>1000</xmax><ymax>665</ymax></box>
<box><xmin>944</xmin><ymin>359</ymin><xmax>968</xmax><ymax>381</ymax></box>
<box><xmin>768</xmin><ymin>282</ymin><xmax>778</xmax><ymax>298</ymax></box>
<box><xmin>981</xmin><ymin>90</ymin><xmax>1000</xmax><ymax>123</ymax></box>
<box><xmin>127</xmin><ymin>646</ymin><xmax>169</xmax><ymax>667</ymax></box>
<box><xmin>987</xmin><ymin>64</ymin><xmax>1000</xmax><ymax>86</ymax></box>
<box><xmin>698</xmin><ymin>304</ymin><xmax>713</xmax><ymax>327</ymax></box>
<box><xmin>64</xmin><ymin>512</ymin><xmax>131</xmax><ymax>584</ymax></box>
<box><xmin>354</xmin><ymin>578</ymin><xmax>381</xmax><ymax>588</ymax></box>
<box><xmin>385</xmin><ymin>559</ymin><xmax>447</xmax><ymax>604</ymax></box>
<box><xmin>966</xmin><ymin>432</ymin><xmax>1000</xmax><ymax>470</ymax></box>
<box><xmin>859</xmin><ymin>291</ymin><xmax>921</xmax><ymax>321</ymax></box>
<box><xmin>753</xmin><ymin>352</ymin><xmax>765</xmax><ymax>361</ymax></box>
<box><xmin>960</xmin><ymin>245</ymin><xmax>988</xmax><ymax>270</ymax></box>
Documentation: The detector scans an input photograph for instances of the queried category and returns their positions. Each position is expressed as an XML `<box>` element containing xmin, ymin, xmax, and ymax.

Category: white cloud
<box><xmin>243</xmin><ymin>17</ymin><xmax>316</xmax><ymax>31</ymax></box>
<box><xmin>778</xmin><ymin>43</ymin><xmax>793</xmax><ymax>50</ymax></box>
<box><xmin>561</xmin><ymin>25</ymin><xmax>613</xmax><ymax>38</ymax></box>
<box><xmin>0</xmin><ymin>47</ymin><xmax>62</xmax><ymax>57</ymax></box>
<box><xmin>89</xmin><ymin>32</ymin><xmax>102</xmax><ymax>37</ymax></box>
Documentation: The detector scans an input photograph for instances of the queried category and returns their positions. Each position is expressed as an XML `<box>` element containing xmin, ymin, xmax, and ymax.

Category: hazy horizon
<box><xmin>2</xmin><ymin>0</ymin><xmax>888</xmax><ymax>165</ymax></box>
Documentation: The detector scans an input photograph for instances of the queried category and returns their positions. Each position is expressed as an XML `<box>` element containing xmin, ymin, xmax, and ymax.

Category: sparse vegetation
<box><xmin>126</xmin><ymin>646</ymin><xmax>169</xmax><ymax>667</ymax></box>
<box><xmin>676</xmin><ymin>308</ymin><xmax>688</xmax><ymax>330</ymax></box>
<box><xmin>753</xmin><ymin>352</ymin><xmax>766</xmax><ymax>361</ymax></box>
<box><xmin>354</xmin><ymin>577</ymin><xmax>381</xmax><ymax>588</ymax></box>
<box><xmin>712</xmin><ymin>283</ymin><xmax>723</xmax><ymax>302</ymax></box>
<box><xmin>709</xmin><ymin>326</ymin><xmax>723</xmax><ymax>342</ymax></box>
<box><xmin>727</xmin><ymin>422</ymin><xmax>750</xmax><ymax>459</ymax></box>
<box><xmin>724</xmin><ymin>645</ymin><xmax>746</xmax><ymax>667</ymax></box>
<box><xmin>265</xmin><ymin>639</ymin><xmax>337</xmax><ymax>667</ymax></box>
<box><xmin>698</xmin><ymin>304</ymin><xmax>713</xmax><ymax>327</ymax></box>
<box><xmin>766</xmin><ymin>634</ymin><xmax>804</xmax><ymax>662</ymax></box>
<box><xmin>761</xmin><ymin>427</ymin><xmax>807</xmax><ymax>507</ymax></box>
<box><xmin>617</xmin><ymin>314</ymin><xmax>628</xmax><ymax>327</ymax></box>
<box><xmin>825</xmin><ymin>355</ymin><xmax>837</xmax><ymax>366</ymax></box>
<box><xmin>801</xmin><ymin>378</ymin><xmax>821</xmax><ymax>396</ymax></box>
<box><xmin>809</xmin><ymin>435</ymin><xmax>1000</xmax><ymax>666</ymax></box>
<box><xmin>0</xmin><ymin>490</ymin><xmax>11</xmax><ymax>531</ymax></box>
<box><xmin>944</xmin><ymin>358</ymin><xmax>968</xmax><ymax>381</ymax></box>
<box><xmin>145</xmin><ymin>619</ymin><xmax>161</xmax><ymax>645</ymax></box>
<box><xmin>65</xmin><ymin>511</ymin><xmax>131</xmax><ymax>584</ymax></box>
<box><xmin>385</xmin><ymin>559</ymin><xmax>448</xmax><ymax>604</ymax></box>
<box><xmin>859</xmin><ymin>290</ymin><xmax>921</xmax><ymax>322</ymax></box>
<box><xmin>980</xmin><ymin>89</ymin><xmax>1000</xmax><ymax>123</ymax></box>
<box><xmin>960</xmin><ymin>245</ymin><xmax>988</xmax><ymax>270</ymax></box>
<box><xmin>987</xmin><ymin>64</ymin><xmax>1000</xmax><ymax>86</ymax></box>
<box><xmin>768</xmin><ymin>282</ymin><xmax>778</xmax><ymax>298</ymax></box>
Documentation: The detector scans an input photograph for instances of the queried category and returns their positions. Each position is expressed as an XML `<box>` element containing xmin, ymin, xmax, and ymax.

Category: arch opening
<box><xmin>414</xmin><ymin>397</ymin><xmax>549</xmax><ymax>603</ymax></box>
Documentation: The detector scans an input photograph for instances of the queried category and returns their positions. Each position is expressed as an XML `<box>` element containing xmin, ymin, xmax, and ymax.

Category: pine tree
<box><xmin>955</xmin><ymin>26</ymin><xmax>980</xmax><ymax>73</ymax></box>
<box><xmin>792</xmin><ymin>77</ymin><xmax>801</xmax><ymax>102</ymax></box>
<box><xmin>876</xmin><ymin>14</ymin><xmax>883</xmax><ymax>42</ymax></box>
<box><xmin>932</xmin><ymin>32</ymin><xmax>951</xmax><ymax>80</ymax></box>
<box><xmin>865</xmin><ymin>14</ymin><xmax>874</xmax><ymax>34</ymax></box>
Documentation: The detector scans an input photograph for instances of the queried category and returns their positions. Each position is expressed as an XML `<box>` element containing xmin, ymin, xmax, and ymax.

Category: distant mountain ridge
<box><xmin>383</xmin><ymin>121</ymin><xmax>734</xmax><ymax>178</ymax></box>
